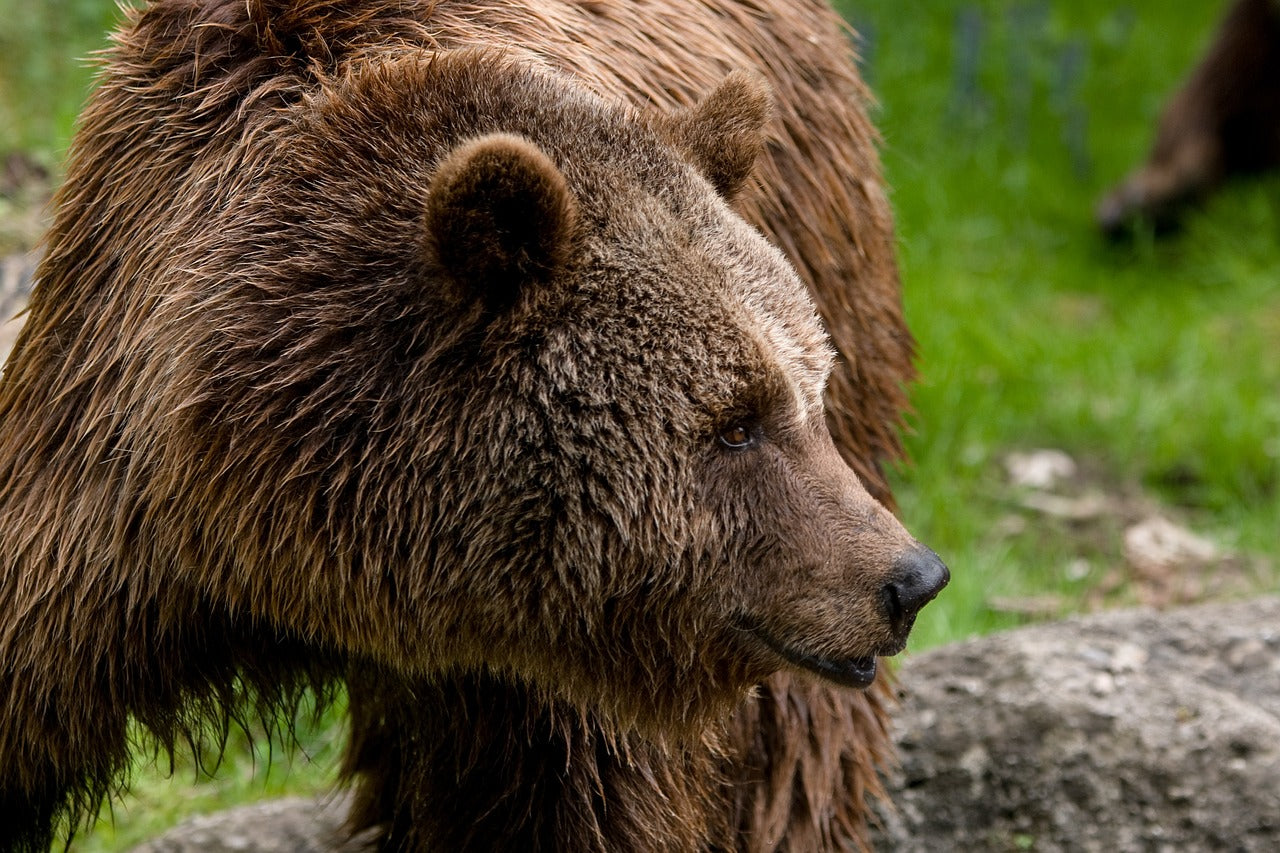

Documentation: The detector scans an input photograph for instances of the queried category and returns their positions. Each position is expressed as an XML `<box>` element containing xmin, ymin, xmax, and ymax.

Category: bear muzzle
<box><xmin>735</xmin><ymin>545</ymin><xmax>949</xmax><ymax>689</ymax></box>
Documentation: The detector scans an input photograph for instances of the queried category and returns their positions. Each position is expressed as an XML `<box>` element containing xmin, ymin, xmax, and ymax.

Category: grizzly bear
<box><xmin>1097</xmin><ymin>0</ymin><xmax>1280</xmax><ymax>235</ymax></box>
<box><xmin>0</xmin><ymin>1</ymin><xmax>947</xmax><ymax>851</ymax></box>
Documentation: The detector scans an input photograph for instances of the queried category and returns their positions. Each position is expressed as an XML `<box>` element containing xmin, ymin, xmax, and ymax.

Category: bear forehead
<box><xmin>528</xmin><ymin>201</ymin><xmax>833</xmax><ymax>428</ymax></box>
<box><xmin>694</xmin><ymin>214</ymin><xmax>835</xmax><ymax>424</ymax></box>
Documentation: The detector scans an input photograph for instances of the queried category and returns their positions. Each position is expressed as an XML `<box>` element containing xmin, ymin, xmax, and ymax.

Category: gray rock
<box><xmin>875</xmin><ymin>597</ymin><xmax>1280</xmax><ymax>852</ymax></box>
<box><xmin>0</xmin><ymin>250</ymin><xmax>35</xmax><ymax>320</ymax></box>
<box><xmin>128</xmin><ymin>796</ymin><xmax>372</xmax><ymax>853</ymax></box>
<box><xmin>0</xmin><ymin>251</ymin><xmax>36</xmax><ymax>368</ymax></box>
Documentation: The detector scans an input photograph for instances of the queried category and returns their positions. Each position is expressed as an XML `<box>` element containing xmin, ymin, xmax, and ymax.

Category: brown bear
<box><xmin>0</xmin><ymin>1</ymin><xmax>946</xmax><ymax>851</ymax></box>
<box><xmin>1097</xmin><ymin>0</ymin><xmax>1280</xmax><ymax>235</ymax></box>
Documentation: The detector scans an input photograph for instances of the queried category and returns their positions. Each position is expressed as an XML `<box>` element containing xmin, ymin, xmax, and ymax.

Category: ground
<box><xmin>996</xmin><ymin>447</ymin><xmax>1267</xmax><ymax>614</ymax></box>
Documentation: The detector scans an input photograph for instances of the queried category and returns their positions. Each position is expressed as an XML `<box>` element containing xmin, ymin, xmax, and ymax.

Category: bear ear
<box><xmin>666</xmin><ymin>72</ymin><xmax>773</xmax><ymax>199</ymax></box>
<box><xmin>424</xmin><ymin>133</ymin><xmax>577</xmax><ymax>312</ymax></box>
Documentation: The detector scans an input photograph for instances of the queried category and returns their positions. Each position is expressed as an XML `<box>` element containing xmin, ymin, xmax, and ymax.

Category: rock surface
<box><xmin>130</xmin><ymin>598</ymin><xmax>1280</xmax><ymax>852</ymax></box>
<box><xmin>129</xmin><ymin>796</ymin><xmax>366</xmax><ymax>853</ymax></box>
<box><xmin>0</xmin><ymin>251</ymin><xmax>35</xmax><ymax>367</ymax></box>
<box><xmin>874</xmin><ymin>597</ymin><xmax>1280</xmax><ymax>852</ymax></box>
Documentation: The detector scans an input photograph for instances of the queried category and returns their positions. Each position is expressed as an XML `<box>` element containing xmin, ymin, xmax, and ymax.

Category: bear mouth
<box><xmin>736</xmin><ymin>620</ymin><xmax>881</xmax><ymax>689</ymax></box>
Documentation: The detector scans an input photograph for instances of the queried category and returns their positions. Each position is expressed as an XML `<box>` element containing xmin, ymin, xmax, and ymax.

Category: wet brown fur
<box><xmin>0</xmin><ymin>1</ymin><xmax>924</xmax><ymax>851</ymax></box>
<box><xmin>1098</xmin><ymin>0</ymin><xmax>1280</xmax><ymax>234</ymax></box>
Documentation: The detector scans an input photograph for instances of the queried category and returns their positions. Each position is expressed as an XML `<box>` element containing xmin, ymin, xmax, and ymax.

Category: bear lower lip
<box><xmin>739</xmin><ymin>622</ymin><xmax>879</xmax><ymax>689</ymax></box>
<box><xmin>794</xmin><ymin>652</ymin><xmax>878</xmax><ymax>689</ymax></box>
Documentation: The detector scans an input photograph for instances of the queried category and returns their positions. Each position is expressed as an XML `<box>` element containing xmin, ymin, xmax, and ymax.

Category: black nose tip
<box><xmin>882</xmin><ymin>547</ymin><xmax>949</xmax><ymax>626</ymax></box>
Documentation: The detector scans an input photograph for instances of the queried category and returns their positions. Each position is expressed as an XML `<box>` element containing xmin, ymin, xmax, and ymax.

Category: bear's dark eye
<box><xmin>718</xmin><ymin>423</ymin><xmax>756</xmax><ymax>450</ymax></box>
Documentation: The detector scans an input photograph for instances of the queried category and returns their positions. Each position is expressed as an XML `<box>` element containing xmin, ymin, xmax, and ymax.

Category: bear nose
<box><xmin>882</xmin><ymin>547</ymin><xmax>949</xmax><ymax>627</ymax></box>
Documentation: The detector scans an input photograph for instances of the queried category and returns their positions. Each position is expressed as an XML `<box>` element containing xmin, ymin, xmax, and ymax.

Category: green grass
<box><xmin>71</xmin><ymin>698</ymin><xmax>347</xmax><ymax>852</ymax></box>
<box><xmin>0</xmin><ymin>2</ymin><xmax>124</xmax><ymax>162</ymax></box>
<box><xmin>2</xmin><ymin>0</ymin><xmax>1277</xmax><ymax>847</ymax></box>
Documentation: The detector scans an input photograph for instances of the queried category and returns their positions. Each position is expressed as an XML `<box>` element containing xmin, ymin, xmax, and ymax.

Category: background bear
<box><xmin>1097</xmin><ymin>0</ymin><xmax>1280</xmax><ymax>235</ymax></box>
<box><xmin>0</xmin><ymin>1</ymin><xmax>944</xmax><ymax>851</ymax></box>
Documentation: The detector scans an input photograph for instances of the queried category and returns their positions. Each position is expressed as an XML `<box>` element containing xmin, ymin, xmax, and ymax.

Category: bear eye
<box><xmin>717</xmin><ymin>423</ymin><xmax>757</xmax><ymax>450</ymax></box>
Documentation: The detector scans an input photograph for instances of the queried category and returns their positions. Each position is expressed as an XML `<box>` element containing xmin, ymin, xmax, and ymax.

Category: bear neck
<box><xmin>341</xmin><ymin>670</ymin><xmax>731</xmax><ymax>852</ymax></box>
<box><xmin>338</xmin><ymin>669</ymin><xmax>895</xmax><ymax>852</ymax></box>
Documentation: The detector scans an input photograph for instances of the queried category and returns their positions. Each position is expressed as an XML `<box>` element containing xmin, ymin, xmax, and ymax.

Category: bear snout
<box><xmin>880</xmin><ymin>546</ymin><xmax>949</xmax><ymax>632</ymax></box>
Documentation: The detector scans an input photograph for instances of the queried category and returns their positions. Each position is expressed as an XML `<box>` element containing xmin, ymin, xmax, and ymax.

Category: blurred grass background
<box><xmin>0</xmin><ymin>0</ymin><xmax>1276</xmax><ymax>847</ymax></box>
<box><xmin>841</xmin><ymin>0</ymin><xmax>1279</xmax><ymax>647</ymax></box>
<box><xmin>0</xmin><ymin>1</ymin><xmax>118</xmax><ymax>159</ymax></box>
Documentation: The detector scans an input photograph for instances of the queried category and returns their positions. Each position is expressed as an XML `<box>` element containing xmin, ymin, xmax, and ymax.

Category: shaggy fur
<box><xmin>1098</xmin><ymin>0</ymin><xmax>1280</xmax><ymax>234</ymax></box>
<box><xmin>0</xmin><ymin>1</ymin><xmax>943</xmax><ymax>851</ymax></box>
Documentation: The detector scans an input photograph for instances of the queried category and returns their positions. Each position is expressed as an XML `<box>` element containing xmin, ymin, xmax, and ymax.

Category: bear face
<box><xmin>76</xmin><ymin>51</ymin><xmax>945</xmax><ymax>730</ymax></box>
